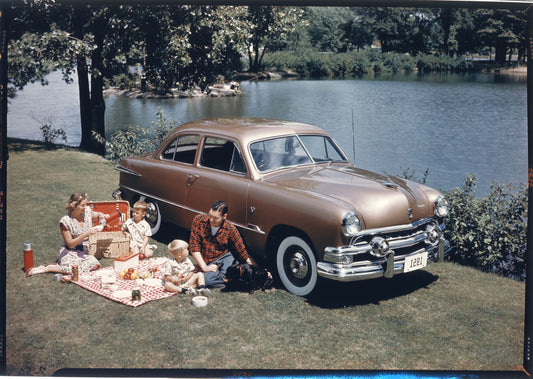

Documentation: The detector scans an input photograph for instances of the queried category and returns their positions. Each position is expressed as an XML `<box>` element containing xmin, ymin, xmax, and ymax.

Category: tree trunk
<box><xmin>247</xmin><ymin>44</ymin><xmax>253</xmax><ymax>72</ymax></box>
<box><xmin>252</xmin><ymin>41</ymin><xmax>260</xmax><ymax>72</ymax></box>
<box><xmin>495</xmin><ymin>39</ymin><xmax>507</xmax><ymax>64</ymax></box>
<box><xmin>439</xmin><ymin>9</ymin><xmax>454</xmax><ymax>56</ymax></box>
<box><xmin>77</xmin><ymin>58</ymin><xmax>93</xmax><ymax>152</ymax></box>
<box><xmin>87</xmin><ymin>21</ymin><xmax>106</xmax><ymax>156</ymax></box>
<box><xmin>90</xmin><ymin>75</ymin><xmax>106</xmax><ymax>157</ymax></box>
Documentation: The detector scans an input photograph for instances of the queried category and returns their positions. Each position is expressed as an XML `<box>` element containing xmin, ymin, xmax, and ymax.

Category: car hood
<box><xmin>264</xmin><ymin>165</ymin><xmax>435</xmax><ymax>229</ymax></box>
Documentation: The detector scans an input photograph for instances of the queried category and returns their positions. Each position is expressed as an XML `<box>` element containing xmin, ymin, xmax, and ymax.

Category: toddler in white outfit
<box><xmin>163</xmin><ymin>239</ymin><xmax>209</xmax><ymax>296</ymax></box>
<box><xmin>122</xmin><ymin>200</ymin><xmax>156</xmax><ymax>257</ymax></box>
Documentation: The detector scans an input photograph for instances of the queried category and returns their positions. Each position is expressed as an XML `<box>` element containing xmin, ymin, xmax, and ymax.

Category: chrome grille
<box><xmin>324</xmin><ymin>218</ymin><xmax>443</xmax><ymax>264</ymax></box>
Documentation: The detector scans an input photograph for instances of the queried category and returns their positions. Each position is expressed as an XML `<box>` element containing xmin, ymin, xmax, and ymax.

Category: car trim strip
<box><xmin>119</xmin><ymin>185</ymin><xmax>266</xmax><ymax>235</ymax></box>
<box><xmin>353</xmin><ymin>217</ymin><xmax>434</xmax><ymax>238</ymax></box>
<box><xmin>114</xmin><ymin>165</ymin><xmax>142</xmax><ymax>177</ymax></box>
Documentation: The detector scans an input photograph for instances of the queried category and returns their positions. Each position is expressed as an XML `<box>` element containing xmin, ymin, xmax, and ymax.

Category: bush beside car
<box><xmin>443</xmin><ymin>174</ymin><xmax>527</xmax><ymax>282</ymax></box>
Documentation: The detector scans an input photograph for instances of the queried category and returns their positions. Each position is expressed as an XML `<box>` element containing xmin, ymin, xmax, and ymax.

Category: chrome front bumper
<box><xmin>317</xmin><ymin>238</ymin><xmax>450</xmax><ymax>282</ymax></box>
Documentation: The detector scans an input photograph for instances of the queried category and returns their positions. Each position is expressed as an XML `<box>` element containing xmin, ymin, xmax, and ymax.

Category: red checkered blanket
<box><xmin>72</xmin><ymin>257</ymin><xmax>176</xmax><ymax>307</ymax></box>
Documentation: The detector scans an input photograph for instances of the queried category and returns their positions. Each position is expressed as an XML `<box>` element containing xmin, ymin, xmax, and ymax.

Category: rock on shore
<box><xmin>104</xmin><ymin>83</ymin><xmax>241</xmax><ymax>99</ymax></box>
<box><xmin>103</xmin><ymin>71</ymin><xmax>298</xmax><ymax>99</ymax></box>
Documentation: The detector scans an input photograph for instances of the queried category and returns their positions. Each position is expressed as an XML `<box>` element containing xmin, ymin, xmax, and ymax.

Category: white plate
<box><xmin>112</xmin><ymin>290</ymin><xmax>131</xmax><ymax>299</ymax></box>
<box><xmin>192</xmin><ymin>296</ymin><xmax>208</xmax><ymax>307</ymax></box>
<box><xmin>94</xmin><ymin>270</ymin><xmax>113</xmax><ymax>278</ymax></box>
<box><xmin>80</xmin><ymin>273</ymin><xmax>95</xmax><ymax>281</ymax></box>
<box><xmin>151</xmin><ymin>257</ymin><xmax>167</xmax><ymax>265</ymax></box>
<box><xmin>144</xmin><ymin>278</ymin><xmax>162</xmax><ymax>287</ymax></box>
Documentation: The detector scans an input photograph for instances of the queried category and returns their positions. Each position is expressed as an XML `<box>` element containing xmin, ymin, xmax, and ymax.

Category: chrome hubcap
<box><xmin>289</xmin><ymin>252</ymin><xmax>309</xmax><ymax>279</ymax></box>
<box><xmin>146</xmin><ymin>203</ymin><xmax>158</xmax><ymax>225</ymax></box>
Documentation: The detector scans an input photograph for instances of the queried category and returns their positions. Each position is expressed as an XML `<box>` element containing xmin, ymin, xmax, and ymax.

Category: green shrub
<box><xmin>39</xmin><ymin>122</ymin><xmax>67</xmax><ymax>145</ymax></box>
<box><xmin>443</xmin><ymin>175</ymin><xmax>527</xmax><ymax>281</ymax></box>
<box><xmin>416</xmin><ymin>54</ymin><xmax>473</xmax><ymax>73</ymax></box>
<box><xmin>262</xmin><ymin>50</ymin><xmax>472</xmax><ymax>78</ymax></box>
<box><xmin>382</xmin><ymin>53</ymin><xmax>416</xmax><ymax>72</ymax></box>
<box><xmin>102</xmin><ymin>108</ymin><xmax>179</xmax><ymax>163</ymax></box>
<box><xmin>305</xmin><ymin>53</ymin><xmax>334</xmax><ymax>77</ymax></box>
<box><xmin>107</xmin><ymin>73</ymin><xmax>137</xmax><ymax>90</ymax></box>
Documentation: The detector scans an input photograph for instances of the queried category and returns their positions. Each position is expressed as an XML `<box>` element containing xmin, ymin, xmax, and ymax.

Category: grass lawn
<box><xmin>5</xmin><ymin>140</ymin><xmax>526</xmax><ymax>376</ymax></box>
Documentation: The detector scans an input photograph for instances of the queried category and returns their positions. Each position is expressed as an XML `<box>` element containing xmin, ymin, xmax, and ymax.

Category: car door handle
<box><xmin>187</xmin><ymin>174</ymin><xmax>199</xmax><ymax>187</ymax></box>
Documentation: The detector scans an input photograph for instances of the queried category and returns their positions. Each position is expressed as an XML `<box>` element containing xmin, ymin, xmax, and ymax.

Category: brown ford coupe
<box><xmin>113</xmin><ymin>117</ymin><xmax>449</xmax><ymax>295</ymax></box>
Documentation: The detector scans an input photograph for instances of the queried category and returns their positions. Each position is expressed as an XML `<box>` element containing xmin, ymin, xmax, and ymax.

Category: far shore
<box><xmin>104</xmin><ymin>65</ymin><xmax>527</xmax><ymax>100</ymax></box>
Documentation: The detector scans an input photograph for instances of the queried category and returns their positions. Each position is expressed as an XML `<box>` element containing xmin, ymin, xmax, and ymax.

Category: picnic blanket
<box><xmin>72</xmin><ymin>257</ymin><xmax>176</xmax><ymax>307</ymax></box>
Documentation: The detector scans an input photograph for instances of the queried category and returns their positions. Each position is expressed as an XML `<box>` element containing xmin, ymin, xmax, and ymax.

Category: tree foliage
<box><xmin>7</xmin><ymin>3</ymin><xmax>527</xmax><ymax>157</ymax></box>
<box><xmin>245</xmin><ymin>6</ymin><xmax>304</xmax><ymax>72</ymax></box>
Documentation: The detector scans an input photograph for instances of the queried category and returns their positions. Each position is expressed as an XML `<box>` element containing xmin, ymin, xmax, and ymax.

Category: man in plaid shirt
<box><xmin>190</xmin><ymin>200</ymin><xmax>254</xmax><ymax>287</ymax></box>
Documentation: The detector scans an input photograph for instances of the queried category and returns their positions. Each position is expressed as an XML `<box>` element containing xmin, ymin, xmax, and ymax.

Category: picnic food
<box><xmin>119</xmin><ymin>268</ymin><xmax>139</xmax><ymax>280</ymax></box>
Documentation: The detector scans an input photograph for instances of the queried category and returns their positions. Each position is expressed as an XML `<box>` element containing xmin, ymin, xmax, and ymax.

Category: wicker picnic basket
<box><xmin>87</xmin><ymin>200</ymin><xmax>131</xmax><ymax>258</ymax></box>
<box><xmin>89</xmin><ymin>231</ymin><xmax>131</xmax><ymax>259</ymax></box>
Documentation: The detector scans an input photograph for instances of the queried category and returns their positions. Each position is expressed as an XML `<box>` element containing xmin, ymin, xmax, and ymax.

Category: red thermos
<box><xmin>24</xmin><ymin>242</ymin><xmax>33</xmax><ymax>272</ymax></box>
<box><xmin>101</xmin><ymin>210</ymin><xmax>122</xmax><ymax>231</ymax></box>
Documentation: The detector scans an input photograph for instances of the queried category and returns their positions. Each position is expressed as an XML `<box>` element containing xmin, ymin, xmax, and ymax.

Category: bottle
<box><xmin>71</xmin><ymin>264</ymin><xmax>79</xmax><ymax>281</ymax></box>
<box><xmin>132</xmin><ymin>287</ymin><xmax>141</xmax><ymax>301</ymax></box>
<box><xmin>103</xmin><ymin>210</ymin><xmax>122</xmax><ymax>231</ymax></box>
<box><xmin>23</xmin><ymin>242</ymin><xmax>33</xmax><ymax>272</ymax></box>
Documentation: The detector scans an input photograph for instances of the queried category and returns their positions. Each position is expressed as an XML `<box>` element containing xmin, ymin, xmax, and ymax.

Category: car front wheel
<box><xmin>276</xmin><ymin>236</ymin><xmax>318</xmax><ymax>296</ymax></box>
<box><xmin>138</xmin><ymin>196</ymin><xmax>161</xmax><ymax>235</ymax></box>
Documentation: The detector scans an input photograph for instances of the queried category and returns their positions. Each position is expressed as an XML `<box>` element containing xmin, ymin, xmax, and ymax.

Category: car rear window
<box><xmin>161</xmin><ymin>134</ymin><xmax>199</xmax><ymax>164</ymax></box>
<box><xmin>200</xmin><ymin>137</ymin><xmax>246</xmax><ymax>174</ymax></box>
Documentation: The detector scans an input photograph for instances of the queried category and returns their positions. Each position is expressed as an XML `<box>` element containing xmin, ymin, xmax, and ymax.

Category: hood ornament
<box><xmin>407</xmin><ymin>208</ymin><xmax>413</xmax><ymax>220</ymax></box>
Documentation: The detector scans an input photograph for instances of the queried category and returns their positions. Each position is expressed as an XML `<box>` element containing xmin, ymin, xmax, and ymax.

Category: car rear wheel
<box><xmin>138</xmin><ymin>196</ymin><xmax>161</xmax><ymax>235</ymax></box>
<box><xmin>276</xmin><ymin>236</ymin><xmax>317</xmax><ymax>296</ymax></box>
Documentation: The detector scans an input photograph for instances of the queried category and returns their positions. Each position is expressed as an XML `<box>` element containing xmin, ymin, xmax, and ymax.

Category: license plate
<box><xmin>404</xmin><ymin>252</ymin><xmax>428</xmax><ymax>273</ymax></box>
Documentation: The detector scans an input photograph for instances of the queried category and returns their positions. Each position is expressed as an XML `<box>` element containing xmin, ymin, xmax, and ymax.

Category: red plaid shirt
<box><xmin>189</xmin><ymin>213</ymin><xmax>250</xmax><ymax>264</ymax></box>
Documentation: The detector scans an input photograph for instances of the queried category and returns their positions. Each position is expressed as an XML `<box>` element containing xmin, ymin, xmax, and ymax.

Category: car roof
<box><xmin>173</xmin><ymin>117</ymin><xmax>327</xmax><ymax>145</ymax></box>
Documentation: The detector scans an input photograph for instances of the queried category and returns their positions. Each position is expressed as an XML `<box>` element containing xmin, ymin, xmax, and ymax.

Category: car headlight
<box><xmin>434</xmin><ymin>196</ymin><xmax>449</xmax><ymax>217</ymax></box>
<box><xmin>342</xmin><ymin>212</ymin><xmax>361</xmax><ymax>236</ymax></box>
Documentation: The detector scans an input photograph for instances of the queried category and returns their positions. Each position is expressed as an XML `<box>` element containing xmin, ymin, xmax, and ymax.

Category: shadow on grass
<box><xmin>150</xmin><ymin>222</ymin><xmax>439</xmax><ymax>308</ymax></box>
<box><xmin>8</xmin><ymin>137</ymin><xmax>72</xmax><ymax>152</ymax></box>
<box><xmin>307</xmin><ymin>270</ymin><xmax>439</xmax><ymax>309</ymax></box>
<box><xmin>151</xmin><ymin>222</ymin><xmax>190</xmax><ymax>246</ymax></box>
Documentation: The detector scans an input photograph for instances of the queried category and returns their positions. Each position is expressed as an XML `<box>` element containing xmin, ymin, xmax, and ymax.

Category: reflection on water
<box><xmin>7</xmin><ymin>71</ymin><xmax>527</xmax><ymax>195</ymax></box>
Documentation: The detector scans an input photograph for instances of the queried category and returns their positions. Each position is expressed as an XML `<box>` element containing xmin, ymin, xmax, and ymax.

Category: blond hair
<box><xmin>133</xmin><ymin>200</ymin><xmax>148</xmax><ymax>212</ymax></box>
<box><xmin>168</xmin><ymin>239</ymin><xmax>189</xmax><ymax>255</ymax></box>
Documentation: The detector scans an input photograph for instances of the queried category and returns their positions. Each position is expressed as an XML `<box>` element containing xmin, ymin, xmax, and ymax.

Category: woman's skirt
<box><xmin>57</xmin><ymin>245</ymin><xmax>100</xmax><ymax>273</ymax></box>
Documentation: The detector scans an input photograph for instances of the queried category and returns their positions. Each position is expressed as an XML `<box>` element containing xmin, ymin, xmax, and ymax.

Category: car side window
<box><xmin>161</xmin><ymin>138</ymin><xmax>178</xmax><ymax>160</ymax></box>
<box><xmin>174</xmin><ymin>135</ymin><xmax>200</xmax><ymax>164</ymax></box>
<box><xmin>201</xmin><ymin>137</ymin><xmax>246</xmax><ymax>174</ymax></box>
<box><xmin>161</xmin><ymin>135</ymin><xmax>200</xmax><ymax>164</ymax></box>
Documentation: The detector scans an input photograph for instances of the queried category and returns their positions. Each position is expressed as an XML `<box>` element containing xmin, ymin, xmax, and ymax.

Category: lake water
<box><xmin>7</xmin><ymin>71</ymin><xmax>527</xmax><ymax>196</ymax></box>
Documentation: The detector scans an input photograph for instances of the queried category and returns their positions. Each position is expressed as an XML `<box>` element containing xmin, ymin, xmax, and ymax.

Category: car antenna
<box><xmin>351</xmin><ymin>107</ymin><xmax>356</xmax><ymax>166</ymax></box>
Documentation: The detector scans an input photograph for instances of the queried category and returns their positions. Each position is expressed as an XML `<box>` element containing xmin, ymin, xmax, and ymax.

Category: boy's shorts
<box><xmin>203</xmin><ymin>253</ymin><xmax>235</xmax><ymax>288</ymax></box>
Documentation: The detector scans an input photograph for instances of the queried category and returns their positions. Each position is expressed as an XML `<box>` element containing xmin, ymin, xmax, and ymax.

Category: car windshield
<box><xmin>250</xmin><ymin>135</ymin><xmax>348</xmax><ymax>172</ymax></box>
